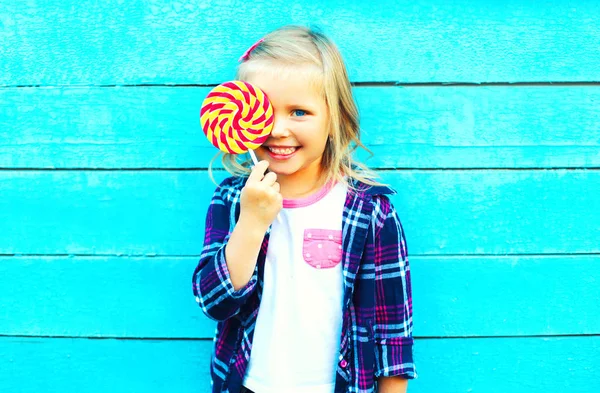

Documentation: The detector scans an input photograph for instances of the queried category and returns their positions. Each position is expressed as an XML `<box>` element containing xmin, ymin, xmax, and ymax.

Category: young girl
<box><xmin>193</xmin><ymin>25</ymin><xmax>416</xmax><ymax>393</ymax></box>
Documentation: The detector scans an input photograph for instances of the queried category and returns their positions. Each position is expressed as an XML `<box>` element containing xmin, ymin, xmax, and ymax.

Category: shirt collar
<box><xmin>348</xmin><ymin>178</ymin><xmax>396</xmax><ymax>196</ymax></box>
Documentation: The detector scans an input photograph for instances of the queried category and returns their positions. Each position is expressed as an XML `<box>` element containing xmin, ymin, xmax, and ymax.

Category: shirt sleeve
<box><xmin>372</xmin><ymin>196</ymin><xmax>417</xmax><ymax>379</ymax></box>
<box><xmin>192</xmin><ymin>178</ymin><xmax>258</xmax><ymax>322</ymax></box>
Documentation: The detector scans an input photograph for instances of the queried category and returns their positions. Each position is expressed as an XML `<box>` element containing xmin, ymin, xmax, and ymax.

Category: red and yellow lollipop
<box><xmin>200</xmin><ymin>81</ymin><xmax>273</xmax><ymax>164</ymax></box>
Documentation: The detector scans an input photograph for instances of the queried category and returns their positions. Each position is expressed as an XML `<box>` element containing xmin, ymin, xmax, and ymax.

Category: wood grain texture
<box><xmin>3</xmin><ymin>1</ymin><xmax>599</xmax><ymax>390</ymax></box>
<box><xmin>0</xmin><ymin>336</ymin><xmax>598</xmax><ymax>393</ymax></box>
<box><xmin>1</xmin><ymin>170</ymin><xmax>598</xmax><ymax>256</ymax></box>
<box><xmin>0</xmin><ymin>336</ymin><xmax>213</xmax><ymax>393</ymax></box>
<box><xmin>2</xmin><ymin>86</ymin><xmax>599</xmax><ymax>169</ymax></box>
<box><xmin>1</xmin><ymin>1</ymin><xmax>600</xmax><ymax>85</ymax></box>
<box><xmin>1</xmin><ymin>255</ymin><xmax>598</xmax><ymax>338</ymax></box>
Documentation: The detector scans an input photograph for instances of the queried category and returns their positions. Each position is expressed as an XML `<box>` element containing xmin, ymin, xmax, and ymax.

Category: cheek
<box><xmin>304</xmin><ymin>122</ymin><xmax>329</xmax><ymax>145</ymax></box>
<box><xmin>302</xmin><ymin>133</ymin><xmax>328</xmax><ymax>155</ymax></box>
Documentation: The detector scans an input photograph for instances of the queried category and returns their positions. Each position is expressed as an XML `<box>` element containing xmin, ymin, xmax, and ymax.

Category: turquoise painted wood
<box><xmin>1</xmin><ymin>256</ymin><xmax>599</xmax><ymax>338</ymax></box>
<box><xmin>2</xmin><ymin>1</ymin><xmax>600</xmax><ymax>85</ymax></box>
<box><xmin>0</xmin><ymin>336</ymin><xmax>598</xmax><ymax>393</ymax></box>
<box><xmin>2</xmin><ymin>86</ymin><xmax>600</xmax><ymax>169</ymax></box>
<box><xmin>3</xmin><ymin>0</ymin><xmax>599</xmax><ymax>392</ymax></box>
<box><xmin>1</xmin><ymin>170</ymin><xmax>599</xmax><ymax>255</ymax></box>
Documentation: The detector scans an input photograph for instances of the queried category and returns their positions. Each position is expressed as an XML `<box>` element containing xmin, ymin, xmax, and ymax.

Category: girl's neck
<box><xmin>278</xmin><ymin>169</ymin><xmax>328</xmax><ymax>200</ymax></box>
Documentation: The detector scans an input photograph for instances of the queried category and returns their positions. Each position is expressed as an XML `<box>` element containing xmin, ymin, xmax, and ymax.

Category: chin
<box><xmin>266</xmin><ymin>164</ymin><xmax>297</xmax><ymax>176</ymax></box>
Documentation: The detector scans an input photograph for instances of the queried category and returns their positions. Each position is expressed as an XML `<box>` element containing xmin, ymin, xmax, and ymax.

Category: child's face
<box><xmin>246</xmin><ymin>67</ymin><xmax>330</xmax><ymax>187</ymax></box>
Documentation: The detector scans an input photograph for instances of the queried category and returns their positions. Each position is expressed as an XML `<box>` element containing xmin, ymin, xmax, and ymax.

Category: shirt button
<box><xmin>339</xmin><ymin>359</ymin><xmax>348</xmax><ymax>368</ymax></box>
<box><xmin>328</xmin><ymin>235</ymin><xmax>333</xmax><ymax>239</ymax></box>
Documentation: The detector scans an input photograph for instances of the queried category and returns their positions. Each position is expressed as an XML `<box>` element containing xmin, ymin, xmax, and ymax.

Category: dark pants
<box><xmin>240</xmin><ymin>387</ymin><xmax>254</xmax><ymax>393</ymax></box>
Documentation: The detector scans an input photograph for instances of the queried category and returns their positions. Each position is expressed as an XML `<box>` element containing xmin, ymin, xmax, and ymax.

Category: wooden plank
<box><xmin>412</xmin><ymin>336</ymin><xmax>600</xmax><ymax>393</ymax></box>
<box><xmin>2</xmin><ymin>86</ymin><xmax>600</xmax><ymax>169</ymax></box>
<box><xmin>1</xmin><ymin>256</ymin><xmax>598</xmax><ymax>338</ymax></box>
<box><xmin>1</xmin><ymin>170</ymin><xmax>598</xmax><ymax>255</ymax></box>
<box><xmin>0</xmin><ymin>336</ymin><xmax>213</xmax><ymax>393</ymax></box>
<box><xmin>2</xmin><ymin>1</ymin><xmax>600</xmax><ymax>85</ymax></box>
<box><xmin>0</xmin><ymin>336</ymin><xmax>597</xmax><ymax>393</ymax></box>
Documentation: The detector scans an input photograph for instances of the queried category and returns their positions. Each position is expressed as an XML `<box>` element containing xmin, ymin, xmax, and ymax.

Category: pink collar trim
<box><xmin>282</xmin><ymin>181</ymin><xmax>336</xmax><ymax>208</ymax></box>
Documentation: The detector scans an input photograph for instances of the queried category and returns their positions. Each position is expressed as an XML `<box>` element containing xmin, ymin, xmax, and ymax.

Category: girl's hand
<box><xmin>239</xmin><ymin>160</ymin><xmax>282</xmax><ymax>231</ymax></box>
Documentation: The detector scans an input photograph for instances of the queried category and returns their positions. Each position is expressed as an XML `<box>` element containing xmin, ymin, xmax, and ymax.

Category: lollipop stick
<box><xmin>248</xmin><ymin>149</ymin><xmax>259</xmax><ymax>165</ymax></box>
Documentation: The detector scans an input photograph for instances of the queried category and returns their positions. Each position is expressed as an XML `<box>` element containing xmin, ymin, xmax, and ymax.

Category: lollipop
<box><xmin>200</xmin><ymin>81</ymin><xmax>274</xmax><ymax>164</ymax></box>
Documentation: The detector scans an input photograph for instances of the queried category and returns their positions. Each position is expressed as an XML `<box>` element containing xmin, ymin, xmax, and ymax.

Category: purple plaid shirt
<box><xmin>192</xmin><ymin>176</ymin><xmax>416</xmax><ymax>393</ymax></box>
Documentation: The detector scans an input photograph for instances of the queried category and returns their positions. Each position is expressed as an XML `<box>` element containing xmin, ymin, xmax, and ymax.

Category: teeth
<box><xmin>268</xmin><ymin>147</ymin><xmax>297</xmax><ymax>155</ymax></box>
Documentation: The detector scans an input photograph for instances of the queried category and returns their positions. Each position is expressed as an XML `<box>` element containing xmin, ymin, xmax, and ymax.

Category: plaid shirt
<box><xmin>192</xmin><ymin>176</ymin><xmax>416</xmax><ymax>393</ymax></box>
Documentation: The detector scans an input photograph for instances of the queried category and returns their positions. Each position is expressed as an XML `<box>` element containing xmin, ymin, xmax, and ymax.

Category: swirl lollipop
<box><xmin>200</xmin><ymin>81</ymin><xmax>274</xmax><ymax>164</ymax></box>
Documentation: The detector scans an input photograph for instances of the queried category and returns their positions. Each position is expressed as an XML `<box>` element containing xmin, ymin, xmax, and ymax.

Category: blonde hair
<box><xmin>211</xmin><ymin>25</ymin><xmax>383</xmax><ymax>190</ymax></box>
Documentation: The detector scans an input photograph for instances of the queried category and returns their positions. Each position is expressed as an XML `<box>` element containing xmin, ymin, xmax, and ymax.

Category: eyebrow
<box><xmin>284</xmin><ymin>103</ymin><xmax>316</xmax><ymax>111</ymax></box>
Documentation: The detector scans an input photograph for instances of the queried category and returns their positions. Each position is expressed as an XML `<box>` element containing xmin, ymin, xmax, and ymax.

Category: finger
<box><xmin>247</xmin><ymin>160</ymin><xmax>269</xmax><ymax>183</ymax></box>
<box><xmin>262</xmin><ymin>171</ymin><xmax>277</xmax><ymax>186</ymax></box>
<box><xmin>271</xmin><ymin>182</ymin><xmax>280</xmax><ymax>193</ymax></box>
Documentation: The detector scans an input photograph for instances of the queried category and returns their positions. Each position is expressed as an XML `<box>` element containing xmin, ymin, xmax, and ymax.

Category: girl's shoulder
<box><xmin>347</xmin><ymin>178</ymin><xmax>396</xmax><ymax>198</ymax></box>
<box><xmin>218</xmin><ymin>175</ymin><xmax>248</xmax><ymax>189</ymax></box>
<box><xmin>347</xmin><ymin>179</ymin><xmax>400</xmax><ymax>226</ymax></box>
<box><xmin>212</xmin><ymin>175</ymin><xmax>248</xmax><ymax>202</ymax></box>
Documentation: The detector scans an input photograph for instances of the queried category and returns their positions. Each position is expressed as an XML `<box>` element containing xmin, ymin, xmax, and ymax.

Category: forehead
<box><xmin>241</xmin><ymin>61</ymin><xmax>325</xmax><ymax>105</ymax></box>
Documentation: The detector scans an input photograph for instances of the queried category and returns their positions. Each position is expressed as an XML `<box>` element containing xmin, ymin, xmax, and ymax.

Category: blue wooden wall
<box><xmin>1</xmin><ymin>1</ymin><xmax>599</xmax><ymax>392</ymax></box>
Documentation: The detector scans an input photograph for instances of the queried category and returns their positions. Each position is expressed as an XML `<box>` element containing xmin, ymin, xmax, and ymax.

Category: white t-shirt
<box><xmin>243</xmin><ymin>181</ymin><xmax>348</xmax><ymax>393</ymax></box>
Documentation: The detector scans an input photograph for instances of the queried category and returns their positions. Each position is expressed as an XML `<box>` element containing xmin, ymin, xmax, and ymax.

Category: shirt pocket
<box><xmin>302</xmin><ymin>229</ymin><xmax>343</xmax><ymax>269</ymax></box>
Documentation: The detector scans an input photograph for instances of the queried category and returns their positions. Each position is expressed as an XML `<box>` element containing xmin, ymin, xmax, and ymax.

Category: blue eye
<box><xmin>292</xmin><ymin>109</ymin><xmax>307</xmax><ymax>117</ymax></box>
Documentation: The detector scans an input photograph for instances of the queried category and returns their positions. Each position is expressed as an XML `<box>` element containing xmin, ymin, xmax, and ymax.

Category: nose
<box><xmin>269</xmin><ymin>115</ymin><xmax>290</xmax><ymax>138</ymax></box>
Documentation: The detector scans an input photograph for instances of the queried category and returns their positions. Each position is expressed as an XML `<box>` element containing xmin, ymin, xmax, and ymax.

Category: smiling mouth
<box><xmin>266</xmin><ymin>146</ymin><xmax>299</xmax><ymax>155</ymax></box>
